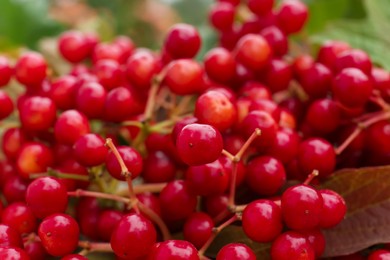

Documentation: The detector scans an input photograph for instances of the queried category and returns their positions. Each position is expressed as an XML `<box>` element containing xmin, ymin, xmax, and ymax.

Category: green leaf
<box><xmin>364</xmin><ymin>0</ymin><xmax>390</xmax><ymax>45</ymax></box>
<box><xmin>0</xmin><ymin>0</ymin><xmax>63</xmax><ymax>49</ymax></box>
<box><xmin>321</xmin><ymin>166</ymin><xmax>390</xmax><ymax>257</ymax></box>
<box><xmin>207</xmin><ymin>225</ymin><xmax>271</xmax><ymax>259</ymax></box>
<box><xmin>310</xmin><ymin>20</ymin><xmax>390</xmax><ymax>69</ymax></box>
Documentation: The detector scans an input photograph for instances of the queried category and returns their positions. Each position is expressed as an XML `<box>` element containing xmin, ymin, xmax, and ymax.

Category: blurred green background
<box><xmin>0</xmin><ymin>0</ymin><xmax>390</xmax><ymax>68</ymax></box>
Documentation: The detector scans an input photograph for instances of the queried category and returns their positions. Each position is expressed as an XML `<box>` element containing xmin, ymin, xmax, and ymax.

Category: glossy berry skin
<box><xmin>276</xmin><ymin>0</ymin><xmax>309</xmax><ymax>35</ymax></box>
<box><xmin>16</xmin><ymin>142</ymin><xmax>54</xmax><ymax>179</ymax></box>
<box><xmin>246</xmin><ymin>156</ymin><xmax>286</xmax><ymax>196</ymax></box>
<box><xmin>301</xmin><ymin>229</ymin><xmax>326</xmax><ymax>257</ymax></box>
<box><xmin>164</xmin><ymin>24</ymin><xmax>201</xmax><ymax>59</ymax></box>
<box><xmin>209</xmin><ymin>2</ymin><xmax>235</xmax><ymax>32</ymax></box>
<box><xmin>76</xmin><ymin>82</ymin><xmax>107</xmax><ymax>118</ymax></box>
<box><xmin>332</xmin><ymin>68</ymin><xmax>373</xmax><ymax>108</ymax></box>
<box><xmin>298</xmin><ymin>137</ymin><xmax>336</xmax><ymax>179</ymax></box>
<box><xmin>19</xmin><ymin>96</ymin><xmax>56</xmax><ymax>131</ymax></box>
<box><xmin>50</xmin><ymin>75</ymin><xmax>78</xmax><ymax>110</ymax></box>
<box><xmin>216</xmin><ymin>243</ymin><xmax>256</xmax><ymax>260</ymax></box>
<box><xmin>54</xmin><ymin>110</ymin><xmax>90</xmax><ymax>145</ymax></box>
<box><xmin>298</xmin><ymin>63</ymin><xmax>332</xmax><ymax>98</ymax></box>
<box><xmin>149</xmin><ymin>240</ymin><xmax>200</xmax><ymax>260</ymax></box>
<box><xmin>0</xmin><ymin>224</ymin><xmax>23</xmax><ymax>248</ymax></box>
<box><xmin>263</xmin><ymin>58</ymin><xmax>292</xmax><ymax>92</ymax></box>
<box><xmin>2</xmin><ymin>202</ymin><xmax>37</xmax><ymax>234</ymax></box>
<box><xmin>186</xmin><ymin>159</ymin><xmax>229</xmax><ymax>196</ymax></box>
<box><xmin>159</xmin><ymin>180</ymin><xmax>197</xmax><ymax>221</ymax></box>
<box><xmin>183</xmin><ymin>212</ymin><xmax>213</xmax><ymax>249</ymax></box>
<box><xmin>164</xmin><ymin>59</ymin><xmax>204</xmax><ymax>95</ymax></box>
<box><xmin>271</xmin><ymin>231</ymin><xmax>315</xmax><ymax>260</ymax></box>
<box><xmin>26</xmin><ymin>177</ymin><xmax>68</xmax><ymax>219</ymax></box>
<box><xmin>126</xmin><ymin>50</ymin><xmax>159</xmax><ymax>89</ymax></box>
<box><xmin>203</xmin><ymin>194</ymin><xmax>229</xmax><ymax>219</ymax></box>
<box><xmin>335</xmin><ymin>49</ymin><xmax>372</xmax><ymax>75</ymax></box>
<box><xmin>195</xmin><ymin>90</ymin><xmax>237</xmax><ymax>132</ymax></box>
<box><xmin>15</xmin><ymin>52</ymin><xmax>47</xmax><ymax>86</ymax></box>
<box><xmin>0</xmin><ymin>247</ymin><xmax>30</xmax><ymax>260</ymax></box>
<box><xmin>266</xmin><ymin>128</ymin><xmax>300</xmax><ymax>164</ymax></box>
<box><xmin>319</xmin><ymin>189</ymin><xmax>347</xmax><ymax>228</ymax></box>
<box><xmin>92</xmin><ymin>43</ymin><xmax>123</xmax><ymax>64</ymax></box>
<box><xmin>97</xmin><ymin>209</ymin><xmax>123</xmax><ymax>241</ymax></box>
<box><xmin>2</xmin><ymin>176</ymin><xmax>28</xmax><ymax>203</ymax></box>
<box><xmin>94</xmin><ymin>59</ymin><xmax>122</xmax><ymax>90</ymax></box>
<box><xmin>111</xmin><ymin>213</ymin><xmax>156</xmax><ymax>259</ymax></box>
<box><xmin>305</xmin><ymin>98</ymin><xmax>341</xmax><ymax>135</ymax></box>
<box><xmin>241</xmin><ymin>110</ymin><xmax>277</xmax><ymax>151</ymax></box>
<box><xmin>317</xmin><ymin>40</ymin><xmax>351</xmax><ymax>72</ymax></box>
<box><xmin>260</xmin><ymin>26</ymin><xmax>288</xmax><ymax>57</ymax></box>
<box><xmin>58</xmin><ymin>31</ymin><xmax>92</xmax><ymax>63</ymax></box>
<box><xmin>2</xmin><ymin>128</ymin><xmax>26</xmax><ymax>160</ymax></box>
<box><xmin>368</xmin><ymin>249</ymin><xmax>390</xmax><ymax>260</ymax></box>
<box><xmin>143</xmin><ymin>150</ymin><xmax>176</xmax><ymax>183</ymax></box>
<box><xmin>248</xmin><ymin>0</ymin><xmax>274</xmax><ymax>16</ymax></box>
<box><xmin>25</xmin><ymin>241</ymin><xmax>48</xmax><ymax>260</ymax></box>
<box><xmin>106</xmin><ymin>146</ymin><xmax>143</xmax><ymax>180</ymax></box>
<box><xmin>204</xmin><ymin>47</ymin><xmax>235</xmax><ymax>83</ymax></box>
<box><xmin>137</xmin><ymin>192</ymin><xmax>162</xmax><ymax>217</ymax></box>
<box><xmin>234</xmin><ymin>34</ymin><xmax>272</xmax><ymax>71</ymax></box>
<box><xmin>38</xmin><ymin>213</ymin><xmax>80</xmax><ymax>257</ymax></box>
<box><xmin>281</xmin><ymin>185</ymin><xmax>323</xmax><ymax>230</ymax></box>
<box><xmin>0</xmin><ymin>91</ymin><xmax>14</xmax><ymax>120</ymax></box>
<box><xmin>176</xmin><ymin>123</ymin><xmax>223</xmax><ymax>166</ymax></box>
<box><xmin>0</xmin><ymin>56</ymin><xmax>12</xmax><ymax>87</ymax></box>
<box><xmin>73</xmin><ymin>133</ymin><xmax>107</xmax><ymax>167</ymax></box>
<box><xmin>242</xmin><ymin>199</ymin><xmax>283</xmax><ymax>243</ymax></box>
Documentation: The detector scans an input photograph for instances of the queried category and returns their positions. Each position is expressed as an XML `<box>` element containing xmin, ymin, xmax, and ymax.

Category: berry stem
<box><xmin>29</xmin><ymin>170</ymin><xmax>90</xmax><ymax>182</ymax></box>
<box><xmin>143</xmin><ymin>72</ymin><xmax>166</xmax><ymax>122</ymax></box>
<box><xmin>134</xmin><ymin>182</ymin><xmax>167</xmax><ymax>194</ymax></box>
<box><xmin>221</xmin><ymin>149</ymin><xmax>235</xmax><ymax>161</ymax></box>
<box><xmin>227</xmin><ymin>161</ymin><xmax>238</xmax><ymax>209</ymax></box>
<box><xmin>78</xmin><ymin>241</ymin><xmax>113</xmax><ymax>253</ymax></box>
<box><xmin>212</xmin><ymin>209</ymin><xmax>233</xmax><ymax>225</ymax></box>
<box><xmin>235</xmin><ymin>128</ymin><xmax>261</xmax><ymax>161</ymax></box>
<box><xmin>303</xmin><ymin>169</ymin><xmax>319</xmax><ymax>185</ymax></box>
<box><xmin>335</xmin><ymin>127</ymin><xmax>362</xmax><ymax>155</ymax></box>
<box><xmin>138</xmin><ymin>202</ymin><xmax>171</xmax><ymax>240</ymax></box>
<box><xmin>121</xmin><ymin>120</ymin><xmax>143</xmax><ymax>128</ymax></box>
<box><xmin>67</xmin><ymin>189</ymin><xmax>129</xmax><ymax>204</ymax></box>
<box><xmin>105</xmin><ymin>138</ymin><xmax>140</xmax><ymax>213</ymax></box>
<box><xmin>198</xmin><ymin>214</ymin><xmax>239</xmax><ymax>257</ymax></box>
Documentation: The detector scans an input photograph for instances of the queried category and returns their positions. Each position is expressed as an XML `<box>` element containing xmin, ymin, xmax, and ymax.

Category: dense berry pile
<box><xmin>0</xmin><ymin>0</ymin><xmax>390</xmax><ymax>259</ymax></box>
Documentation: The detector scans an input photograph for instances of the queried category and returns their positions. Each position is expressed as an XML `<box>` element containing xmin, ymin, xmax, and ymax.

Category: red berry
<box><xmin>143</xmin><ymin>150</ymin><xmax>176</xmax><ymax>183</ymax></box>
<box><xmin>126</xmin><ymin>50</ymin><xmax>159</xmax><ymax>89</ymax></box>
<box><xmin>262</xmin><ymin>58</ymin><xmax>292</xmax><ymax>92</ymax></box>
<box><xmin>260</xmin><ymin>26</ymin><xmax>288</xmax><ymax>57</ymax></box>
<box><xmin>204</xmin><ymin>47</ymin><xmax>236</xmax><ymax>83</ymax></box>
<box><xmin>3</xmin><ymin>176</ymin><xmax>28</xmax><ymax>203</ymax></box>
<box><xmin>183</xmin><ymin>212</ymin><xmax>214</xmax><ymax>249</ymax></box>
<box><xmin>76</xmin><ymin>82</ymin><xmax>107</xmax><ymax>119</ymax></box>
<box><xmin>0</xmin><ymin>56</ymin><xmax>13</xmax><ymax>87</ymax></box>
<box><xmin>319</xmin><ymin>189</ymin><xmax>347</xmax><ymax>228</ymax></box>
<box><xmin>186</xmin><ymin>159</ymin><xmax>229</xmax><ymax>196</ymax></box>
<box><xmin>159</xmin><ymin>180</ymin><xmax>197</xmax><ymax>221</ymax></box>
<box><xmin>368</xmin><ymin>249</ymin><xmax>390</xmax><ymax>260</ymax></box>
<box><xmin>2</xmin><ymin>202</ymin><xmax>37</xmax><ymax>234</ymax></box>
<box><xmin>50</xmin><ymin>75</ymin><xmax>78</xmax><ymax>110</ymax></box>
<box><xmin>110</xmin><ymin>213</ymin><xmax>156</xmax><ymax>259</ymax></box>
<box><xmin>25</xmin><ymin>241</ymin><xmax>48</xmax><ymax>259</ymax></box>
<box><xmin>0</xmin><ymin>91</ymin><xmax>14</xmax><ymax>120</ymax></box>
<box><xmin>298</xmin><ymin>63</ymin><xmax>332</xmax><ymax>98</ymax></box>
<box><xmin>73</xmin><ymin>133</ymin><xmax>107</xmax><ymax>167</ymax></box>
<box><xmin>58</xmin><ymin>31</ymin><xmax>93</xmax><ymax>63</ymax></box>
<box><xmin>242</xmin><ymin>199</ymin><xmax>283</xmax><ymax>243</ymax></box>
<box><xmin>216</xmin><ymin>243</ymin><xmax>256</xmax><ymax>260</ymax></box>
<box><xmin>106</xmin><ymin>146</ymin><xmax>143</xmax><ymax>181</ymax></box>
<box><xmin>317</xmin><ymin>40</ymin><xmax>351</xmax><ymax>72</ymax></box>
<box><xmin>164</xmin><ymin>59</ymin><xmax>204</xmax><ymax>95</ymax></box>
<box><xmin>203</xmin><ymin>194</ymin><xmax>229</xmax><ymax>219</ymax></box>
<box><xmin>54</xmin><ymin>110</ymin><xmax>90</xmax><ymax>145</ymax></box>
<box><xmin>15</xmin><ymin>52</ymin><xmax>47</xmax><ymax>86</ymax></box>
<box><xmin>276</xmin><ymin>0</ymin><xmax>308</xmax><ymax>35</ymax></box>
<box><xmin>246</xmin><ymin>156</ymin><xmax>286</xmax><ymax>196</ymax></box>
<box><xmin>26</xmin><ymin>177</ymin><xmax>68</xmax><ymax>219</ymax></box>
<box><xmin>234</xmin><ymin>34</ymin><xmax>272</xmax><ymax>71</ymax></box>
<box><xmin>176</xmin><ymin>123</ymin><xmax>223</xmax><ymax>166</ymax></box>
<box><xmin>164</xmin><ymin>24</ymin><xmax>201</xmax><ymax>59</ymax></box>
<box><xmin>0</xmin><ymin>224</ymin><xmax>23</xmax><ymax>248</ymax></box>
<box><xmin>281</xmin><ymin>184</ymin><xmax>323</xmax><ymax>230</ymax></box>
<box><xmin>0</xmin><ymin>247</ymin><xmax>30</xmax><ymax>260</ymax></box>
<box><xmin>266</xmin><ymin>128</ymin><xmax>300</xmax><ymax>164</ymax></box>
<box><xmin>305</xmin><ymin>98</ymin><xmax>341</xmax><ymax>135</ymax></box>
<box><xmin>149</xmin><ymin>240</ymin><xmax>200</xmax><ymax>260</ymax></box>
<box><xmin>92</xmin><ymin>43</ymin><xmax>123</xmax><ymax>64</ymax></box>
<box><xmin>248</xmin><ymin>0</ymin><xmax>274</xmax><ymax>16</ymax></box>
<box><xmin>297</xmin><ymin>138</ymin><xmax>336</xmax><ymax>178</ymax></box>
<box><xmin>335</xmin><ymin>49</ymin><xmax>372</xmax><ymax>75</ymax></box>
<box><xmin>38</xmin><ymin>213</ymin><xmax>80</xmax><ymax>257</ymax></box>
<box><xmin>2</xmin><ymin>127</ymin><xmax>27</xmax><ymax>161</ymax></box>
<box><xmin>19</xmin><ymin>96</ymin><xmax>56</xmax><ymax>131</ymax></box>
<box><xmin>271</xmin><ymin>231</ymin><xmax>315</xmax><ymax>260</ymax></box>
<box><xmin>94</xmin><ymin>59</ymin><xmax>122</xmax><ymax>90</ymax></box>
<box><xmin>209</xmin><ymin>2</ymin><xmax>236</xmax><ymax>32</ymax></box>
<box><xmin>97</xmin><ymin>209</ymin><xmax>123</xmax><ymax>241</ymax></box>
<box><xmin>61</xmin><ymin>254</ymin><xmax>89</xmax><ymax>260</ymax></box>
<box><xmin>332</xmin><ymin>68</ymin><xmax>373</xmax><ymax>108</ymax></box>
<box><xmin>16</xmin><ymin>142</ymin><xmax>54</xmax><ymax>179</ymax></box>
<box><xmin>301</xmin><ymin>229</ymin><xmax>326</xmax><ymax>257</ymax></box>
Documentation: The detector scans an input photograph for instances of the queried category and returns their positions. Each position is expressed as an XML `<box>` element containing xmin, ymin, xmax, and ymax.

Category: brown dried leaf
<box><xmin>321</xmin><ymin>165</ymin><xmax>390</xmax><ymax>257</ymax></box>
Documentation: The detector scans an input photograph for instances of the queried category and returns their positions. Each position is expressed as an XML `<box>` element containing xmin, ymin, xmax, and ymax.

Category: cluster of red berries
<box><xmin>0</xmin><ymin>0</ymin><xmax>390</xmax><ymax>259</ymax></box>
